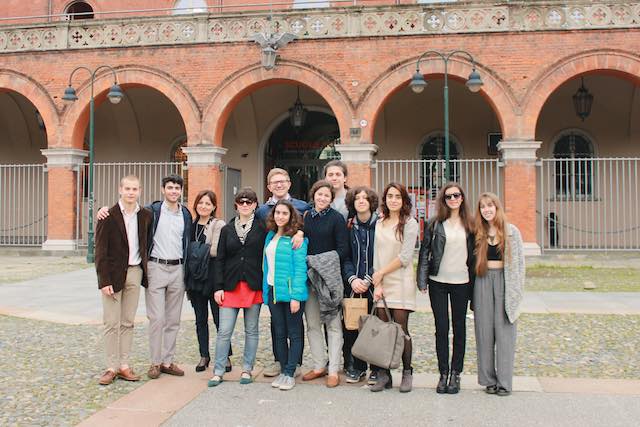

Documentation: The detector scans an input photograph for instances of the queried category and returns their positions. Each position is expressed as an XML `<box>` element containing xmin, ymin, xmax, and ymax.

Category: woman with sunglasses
<box><xmin>209</xmin><ymin>188</ymin><xmax>266</xmax><ymax>387</ymax></box>
<box><xmin>473</xmin><ymin>192</ymin><xmax>525</xmax><ymax>397</ymax></box>
<box><xmin>371</xmin><ymin>182</ymin><xmax>419</xmax><ymax>393</ymax></box>
<box><xmin>263</xmin><ymin>200</ymin><xmax>308</xmax><ymax>391</ymax></box>
<box><xmin>417</xmin><ymin>182</ymin><xmax>475</xmax><ymax>394</ymax></box>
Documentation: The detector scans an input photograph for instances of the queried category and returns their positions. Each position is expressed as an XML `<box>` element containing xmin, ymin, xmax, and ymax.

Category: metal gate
<box><xmin>0</xmin><ymin>164</ymin><xmax>47</xmax><ymax>246</ymax></box>
<box><xmin>372</xmin><ymin>159</ymin><xmax>503</xmax><ymax>234</ymax></box>
<box><xmin>538</xmin><ymin>157</ymin><xmax>640</xmax><ymax>250</ymax></box>
<box><xmin>76</xmin><ymin>162</ymin><xmax>186</xmax><ymax>246</ymax></box>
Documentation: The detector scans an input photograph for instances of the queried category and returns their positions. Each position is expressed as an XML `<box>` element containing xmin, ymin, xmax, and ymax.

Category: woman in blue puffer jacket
<box><xmin>263</xmin><ymin>199</ymin><xmax>309</xmax><ymax>391</ymax></box>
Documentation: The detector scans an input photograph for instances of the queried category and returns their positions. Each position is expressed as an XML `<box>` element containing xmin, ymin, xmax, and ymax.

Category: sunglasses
<box><xmin>236</xmin><ymin>199</ymin><xmax>254</xmax><ymax>206</ymax></box>
<box><xmin>444</xmin><ymin>192</ymin><xmax>462</xmax><ymax>201</ymax></box>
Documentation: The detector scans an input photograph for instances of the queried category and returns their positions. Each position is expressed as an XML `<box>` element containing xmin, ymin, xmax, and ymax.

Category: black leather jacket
<box><xmin>416</xmin><ymin>219</ymin><xmax>476</xmax><ymax>291</ymax></box>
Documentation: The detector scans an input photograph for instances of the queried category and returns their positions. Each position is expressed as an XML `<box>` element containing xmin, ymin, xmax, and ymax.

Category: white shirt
<box><xmin>429</xmin><ymin>219</ymin><xmax>469</xmax><ymax>284</ymax></box>
<box><xmin>119</xmin><ymin>200</ymin><xmax>141</xmax><ymax>266</ymax></box>
<box><xmin>265</xmin><ymin>235</ymin><xmax>280</xmax><ymax>286</ymax></box>
<box><xmin>150</xmin><ymin>202</ymin><xmax>184</xmax><ymax>260</ymax></box>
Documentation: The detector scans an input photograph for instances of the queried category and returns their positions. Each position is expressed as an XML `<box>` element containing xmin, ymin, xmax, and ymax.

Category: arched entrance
<box><xmin>264</xmin><ymin>110</ymin><xmax>340</xmax><ymax>200</ymax></box>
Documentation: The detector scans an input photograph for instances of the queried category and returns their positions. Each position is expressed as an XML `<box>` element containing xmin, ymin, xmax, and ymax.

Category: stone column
<box><xmin>498</xmin><ymin>140</ymin><xmax>542</xmax><ymax>256</ymax></box>
<box><xmin>335</xmin><ymin>143</ymin><xmax>378</xmax><ymax>187</ymax></box>
<box><xmin>40</xmin><ymin>148</ymin><xmax>88</xmax><ymax>250</ymax></box>
<box><xmin>182</xmin><ymin>145</ymin><xmax>228</xmax><ymax>215</ymax></box>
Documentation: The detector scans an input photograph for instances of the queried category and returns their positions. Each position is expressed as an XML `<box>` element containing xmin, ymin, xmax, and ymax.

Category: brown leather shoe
<box><xmin>147</xmin><ymin>364</ymin><xmax>161</xmax><ymax>379</ymax></box>
<box><xmin>302</xmin><ymin>369</ymin><xmax>327</xmax><ymax>381</ymax></box>
<box><xmin>99</xmin><ymin>369</ymin><xmax>117</xmax><ymax>385</ymax></box>
<box><xmin>326</xmin><ymin>374</ymin><xmax>340</xmax><ymax>388</ymax></box>
<box><xmin>160</xmin><ymin>363</ymin><xmax>185</xmax><ymax>376</ymax></box>
<box><xmin>117</xmin><ymin>367</ymin><xmax>141</xmax><ymax>382</ymax></box>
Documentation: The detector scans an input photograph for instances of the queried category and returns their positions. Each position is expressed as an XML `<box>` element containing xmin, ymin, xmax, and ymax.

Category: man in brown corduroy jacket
<box><xmin>95</xmin><ymin>175</ymin><xmax>152</xmax><ymax>385</ymax></box>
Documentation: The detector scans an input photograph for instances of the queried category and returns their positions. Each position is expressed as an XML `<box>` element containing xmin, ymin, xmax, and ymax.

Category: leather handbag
<box><xmin>342</xmin><ymin>291</ymin><xmax>369</xmax><ymax>331</ymax></box>
<box><xmin>351</xmin><ymin>296</ymin><xmax>406</xmax><ymax>369</ymax></box>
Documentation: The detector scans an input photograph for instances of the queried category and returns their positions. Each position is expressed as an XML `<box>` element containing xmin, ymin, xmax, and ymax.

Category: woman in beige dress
<box><xmin>371</xmin><ymin>182</ymin><xmax>419</xmax><ymax>393</ymax></box>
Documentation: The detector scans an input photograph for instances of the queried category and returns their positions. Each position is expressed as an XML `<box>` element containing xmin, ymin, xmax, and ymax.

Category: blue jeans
<box><xmin>267</xmin><ymin>288</ymin><xmax>305</xmax><ymax>377</ymax></box>
<box><xmin>213</xmin><ymin>304</ymin><xmax>261</xmax><ymax>376</ymax></box>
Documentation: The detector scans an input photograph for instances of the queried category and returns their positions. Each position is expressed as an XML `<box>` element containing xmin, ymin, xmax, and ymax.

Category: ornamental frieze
<box><xmin>0</xmin><ymin>2</ymin><xmax>639</xmax><ymax>53</ymax></box>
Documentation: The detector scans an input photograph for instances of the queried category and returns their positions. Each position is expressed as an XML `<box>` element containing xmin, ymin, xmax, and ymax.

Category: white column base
<box><xmin>523</xmin><ymin>241</ymin><xmax>542</xmax><ymax>257</ymax></box>
<box><xmin>41</xmin><ymin>239</ymin><xmax>79</xmax><ymax>251</ymax></box>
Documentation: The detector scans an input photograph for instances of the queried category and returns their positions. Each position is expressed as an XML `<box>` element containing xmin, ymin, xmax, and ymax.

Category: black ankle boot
<box><xmin>436</xmin><ymin>370</ymin><xmax>448</xmax><ymax>394</ymax></box>
<box><xmin>447</xmin><ymin>371</ymin><xmax>461</xmax><ymax>394</ymax></box>
<box><xmin>195</xmin><ymin>357</ymin><xmax>210</xmax><ymax>372</ymax></box>
<box><xmin>370</xmin><ymin>369</ymin><xmax>392</xmax><ymax>392</ymax></box>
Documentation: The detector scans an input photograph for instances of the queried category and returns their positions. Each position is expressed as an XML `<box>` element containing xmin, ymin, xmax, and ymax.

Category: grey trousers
<box><xmin>145</xmin><ymin>262</ymin><xmax>185</xmax><ymax>365</ymax></box>
<box><xmin>304</xmin><ymin>288</ymin><xmax>343</xmax><ymax>375</ymax></box>
<box><xmin>474</xmin><ymin>269</ymin><xmax>517</xmax><ymax>391</ymax></box>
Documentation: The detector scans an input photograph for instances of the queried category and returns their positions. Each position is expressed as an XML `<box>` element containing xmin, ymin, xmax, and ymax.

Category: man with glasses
<box><xmin>256</xmin><ymin>168</ymin><xmax>310</xmax><ymax>378</ymax></box>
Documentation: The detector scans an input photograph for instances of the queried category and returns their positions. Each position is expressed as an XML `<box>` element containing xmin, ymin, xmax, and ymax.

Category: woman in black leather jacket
<box><xmin>416</xmin><ymin>182</ymin><xmax>475</xmax><ymax>395</ymax></box>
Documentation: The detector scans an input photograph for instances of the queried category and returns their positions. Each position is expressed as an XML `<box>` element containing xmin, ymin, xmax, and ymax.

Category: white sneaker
<box><xmin>271</xmin><ymin>374</ymin><xmax>286</xmax><ymax>388</ymax></box>
<box><xmin>263</xmin><ymin>362</ymin><xmax>281</xmax><ymax>377</ymax></box>
<box><xmin>279</xmin><ymin>375</ymin><xmax>296</xmax><ymax>391</ymax></box>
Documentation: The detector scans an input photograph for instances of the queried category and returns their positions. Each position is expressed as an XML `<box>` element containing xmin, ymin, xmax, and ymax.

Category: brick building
<box><xmin>0</xmin><ymin>0</ymin><xmax>639</xmax><ymax>254</ymax></box>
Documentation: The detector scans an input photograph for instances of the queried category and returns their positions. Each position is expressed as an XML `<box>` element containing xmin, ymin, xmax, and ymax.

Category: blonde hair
<box><xmin>266</xmin><ymin>168</ymin><xmax>290</xmax><ymax>184</ymax></box>
<box><xmin>474</xmin><ymin>192</ymin><xmax>510</xmax><ymax>277</ymax></box>
<box><xmin>119</xmin><ymin>174</ymin><xmax>140</xmax><ymax>187</ymax></box>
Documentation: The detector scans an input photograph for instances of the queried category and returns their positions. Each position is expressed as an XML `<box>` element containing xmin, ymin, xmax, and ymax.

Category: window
<box><xmin>292</xmin><ymin>0</ymin><xmax>330</xmax><ymax>9</ymax></box>
<box><xmin>553</xmin><ymin>132</ymin><xmax>594</xmax><ymax>198</ymax></box>
<box><xmin>65</xmin><ymin>1</ymin><xmax>94</xmax><ymax>20</ymax></box>
<box><xmin>172</xmin><ymin>0</ymin><xmax>207</xmax><ymax>15</ymax></box>
<box><xmin>420</xmin><ymin>132</ymin><xmax>460</xmax><ymax>191</ymax></box>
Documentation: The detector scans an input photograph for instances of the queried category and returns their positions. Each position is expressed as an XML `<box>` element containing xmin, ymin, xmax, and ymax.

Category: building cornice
<box><xmin>0</xmin><ymin>1</ymin><xmax>638</xmax><ymax>54</ymax></box>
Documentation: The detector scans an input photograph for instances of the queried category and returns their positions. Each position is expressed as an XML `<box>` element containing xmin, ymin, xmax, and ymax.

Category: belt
<box><xmin>149</xmin><ymin>257</ymin><xmax>183</xmax><ymax>265</ymax></box>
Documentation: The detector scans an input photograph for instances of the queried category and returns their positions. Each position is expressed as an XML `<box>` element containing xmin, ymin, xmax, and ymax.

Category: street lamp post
<box><xmin>62</xmin><ymin>66</ymin><xmax>124</xmax><ymax>263</ymax></box>
<box><xmin>409</xmin><ymin>50</ymin><xmax>483</xmax><ymax>182</ymax></box>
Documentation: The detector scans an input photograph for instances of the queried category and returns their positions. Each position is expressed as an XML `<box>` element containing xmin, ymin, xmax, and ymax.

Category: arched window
<box><xmin>420</xmin><ymin>132</ymin><xmax>461</xmax><ymax>190</ymax></box>
<box><xmin>553</xmin><ymin>131</ymin><xmax>594</xmax><ymax>198</ymax></box>
<box><xmin>172</xmin><ymin>0</ymin><xmax>207</xmax><ymax>15</ymax></box>
<box><xmin>65</xmin><ymin>1</ymin><xmax>94</xmax><ymax>20</ymax></box>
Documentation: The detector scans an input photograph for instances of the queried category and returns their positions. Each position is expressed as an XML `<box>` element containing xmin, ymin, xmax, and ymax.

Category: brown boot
<box><xmin>370</xmin><ymin>369</ymin><xmax>392</xmax><ymax>392</ymax></box>
<box><xmin>399</xmin><ymin>368</ymin><xmax>413</xmax><ymax>393</ymax></box>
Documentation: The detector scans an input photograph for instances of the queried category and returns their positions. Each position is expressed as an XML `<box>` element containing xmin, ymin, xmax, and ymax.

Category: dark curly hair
<box><xmin>345</xmin><ymin>186</ymin><xmax>379</xmax><ymax>219</ymax></box>
<box><xmin>381</xmin><ymin>182</ymin><xmax>412</xmax><ymax>242</ymax></box>
<box><xmin>265</xmin><ymin>199</ymin><xmax>301</xmax><ymax>237</ymax></box>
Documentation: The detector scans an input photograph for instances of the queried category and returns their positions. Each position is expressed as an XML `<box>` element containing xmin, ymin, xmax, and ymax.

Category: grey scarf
<box><xmin>234</xmin><ymin>214</ymin><xmax>254</xmax><ymax>245</ymax></box>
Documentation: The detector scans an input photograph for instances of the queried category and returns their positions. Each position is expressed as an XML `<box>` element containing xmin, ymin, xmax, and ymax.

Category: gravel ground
<box><xmin>526</xmin><ymin>265</ymin><xmax>640</xmax><ymax>292</ymax></box>
<box><xmin>0</xmin><ymin>256</ymin><xmax>87</xmax><ymax>284</ymax></box>
<box><xmin>1</xmin><ymin>312</ymin><xmax>639</xmax><ymax>426</ymax></box>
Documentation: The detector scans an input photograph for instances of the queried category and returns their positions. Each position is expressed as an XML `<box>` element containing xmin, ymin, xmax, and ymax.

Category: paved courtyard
<box><xmin>0</xmin><ymin>258</ymin><xmax>639</xmax><ymax>426</ymax></box>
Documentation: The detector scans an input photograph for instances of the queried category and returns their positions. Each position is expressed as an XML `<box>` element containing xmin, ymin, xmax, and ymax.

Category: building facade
<box><xmin>1</xmin><ymin>0</ymin><xmax>639</xmax><ymax>254</ymax></box>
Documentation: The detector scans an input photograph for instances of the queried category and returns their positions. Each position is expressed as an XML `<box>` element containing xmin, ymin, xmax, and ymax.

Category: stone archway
<box><xmin>200</xmin><ymin>61</ymin><xmax>354</xmax><ymax>148</ymax></box>
<box><xmin>357</xmin><ymin>56</ymin><xmax>517</xmax><ymax>143</ymax></box>
<box><xmin>523</xmin><ymin>50</ymin><xmax>640</xmax><ymax>139</ymax></box>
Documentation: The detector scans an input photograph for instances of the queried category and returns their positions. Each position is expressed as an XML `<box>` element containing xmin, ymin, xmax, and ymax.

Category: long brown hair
<box><xmin>381</xmin><ymin>182</ymin><xmax>412</xmax><ymax>242</ymax></box>
<box><xmin>192</xmin><ymin>190</ymin><xmax>217</xmax><ymax>221</ymax></box>
<box><xmin>474</xmin><ymin>192</ymin><xmax>510</xmax><ymax>277</ymax></box>
<box><xmin>435</xmin><ymin>182</ymin><xmax>473</xmax><ymax>233</ymax></box>
<box><xmin>266</xmin><ymin>200</ymin><xmax>301</xmax><ymax>237</ymax></box>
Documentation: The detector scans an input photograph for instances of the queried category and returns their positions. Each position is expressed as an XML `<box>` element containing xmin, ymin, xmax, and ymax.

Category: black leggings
<box><xmin>190</xmin><ymin>292</ymin><xmax>232</xmax><ymax>359</ymax></box>
<box><xmin>428</xmin><ymin>280</ymin><xmax>470</xmax><ymax>374</ymax></box>
<box><xmin>376</xmin><ymin>307</ymin><xmax>412</xmax><ymax>371</ymax></box>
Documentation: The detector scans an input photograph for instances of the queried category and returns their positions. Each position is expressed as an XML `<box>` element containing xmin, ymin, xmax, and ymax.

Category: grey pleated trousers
<box><xmin>474</xmin><ymin>269</ymin><xmax>517</xmax><ymax>391</ymax></box>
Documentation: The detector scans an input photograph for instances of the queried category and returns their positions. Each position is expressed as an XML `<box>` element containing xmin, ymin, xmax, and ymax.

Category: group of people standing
<box><xmin>94</xmin><ymin>159</ymin><xmax>525</xmax><ymax>397</ymax></box>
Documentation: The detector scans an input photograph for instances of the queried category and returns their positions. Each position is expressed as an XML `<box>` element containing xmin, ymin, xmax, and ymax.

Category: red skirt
<box><xmin>220</xmin><ymin>280</ymin><xmax>263</xmax><ymax>308</ymax></box>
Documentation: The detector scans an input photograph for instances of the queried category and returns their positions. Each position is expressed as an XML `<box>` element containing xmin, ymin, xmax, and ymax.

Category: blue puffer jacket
<box><xmin>262</xmin><ymin>231</ymin><xmax>309</xmax><ymax>303</ymax></box>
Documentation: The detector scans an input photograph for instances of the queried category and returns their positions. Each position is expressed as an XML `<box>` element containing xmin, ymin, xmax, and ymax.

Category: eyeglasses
<box><xmin>444</xmin><ymin>192</ymin><xmax>462</xmax><ymax>201</ymax></box>
<box><xmin>236</xmin><ymin>199</ymin><xmax>254</xmax><ymax>206</ymax></box>
<box><xmin>269</xmin><ymin>179</ymin><xmax>290</xmax><ymax>187</ymax></box>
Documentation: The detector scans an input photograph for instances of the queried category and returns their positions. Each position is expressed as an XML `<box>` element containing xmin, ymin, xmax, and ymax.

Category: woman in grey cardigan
<box><xmin>473</xmin><ymin>192</ymin><xmax>525</xmax><ymax>397</ymax></box>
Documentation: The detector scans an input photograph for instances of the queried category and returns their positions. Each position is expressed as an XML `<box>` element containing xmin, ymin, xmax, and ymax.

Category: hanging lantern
<box><xmin>289</xmin><ymin>86</ymin><xmax>307</xmax><ymax>130</ymax></box>
<box><xmin>573</xmin><ymin>77</ymin><xmax>593</xmax><ymax>121</ymax></box>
